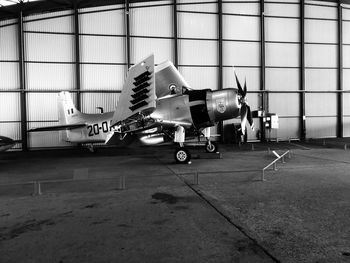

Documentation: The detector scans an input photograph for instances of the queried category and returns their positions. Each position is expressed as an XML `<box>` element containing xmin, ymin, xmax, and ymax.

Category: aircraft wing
<box><xmin>111</xmin><ymin>54</ymin><xmax>156</xmax><ymax>128</ymax></box>
<box><xmin>155</xmin><ymin>60</ymin><xmax>191</xmax><ymax>98</ymax></box>
<box><xmin>29</xmin><ymin>123</ymin><xmax>86</xmax><ymax>132</ymax></box>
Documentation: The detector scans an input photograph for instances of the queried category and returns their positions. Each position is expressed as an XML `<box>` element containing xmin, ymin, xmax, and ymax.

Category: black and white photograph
<box><xmin>0</xmin><ymin>0</ymin><xmax>349</xmax><ymax>262</ymax></box>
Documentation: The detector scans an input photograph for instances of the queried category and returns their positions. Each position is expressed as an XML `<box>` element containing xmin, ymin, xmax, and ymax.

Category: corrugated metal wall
<box><xmin>304</xmin><ymin>0</ymin><xmax>338</xmax><ymax>138</ymax></box>
<box><xmin>342</xmin><ymin>6</ymin><xmax>350</xmax><ymax>137</ymax></box>
<box><xmin>0</xmin><ymin>19</ymin><xmax>21</xmax><ymax>147</ymax></box>
<box><xmin>0</xmin><ymin>0</ymin><xmax>349</xmax><ymax>149</ymax></box>
<box><xmin>265</xmin><ymin>0</ymin><xmax>300</xmax><ymax>140</ymax></box>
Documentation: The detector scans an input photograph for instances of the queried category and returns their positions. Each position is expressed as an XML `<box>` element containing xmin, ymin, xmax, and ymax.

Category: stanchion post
<box><xmin>262</xmin><ymin>170</ymin><xmax>265</xmax><ymax>181</ymax></box>
<box><xmin>32</xmin><ymin>181</ymin><xmax>42</xmax><ymax>196</ymax></box>
<box><xmin>194</xmin><ymin>172</ymin><xmax>199</xmax><ymax>185</ymax></box>
<box><xmin>119</xmin><ymin>176</ymin><xmax>126</xmax><ymax>190</ymax></box>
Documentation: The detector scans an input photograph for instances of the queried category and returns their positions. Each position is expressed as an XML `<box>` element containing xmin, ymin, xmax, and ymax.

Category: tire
<box><xmin>205</xmin><ymin>142</ymin><xmax>218</xmax><ymax>153</ymax></box>
<box><xmin>174</xmin><ymin>148</ymin><xmax>191</xmax><ymax>164</ymax></box>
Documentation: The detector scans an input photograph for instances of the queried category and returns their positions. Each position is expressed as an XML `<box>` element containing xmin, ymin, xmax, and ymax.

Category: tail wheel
<box><xmin>174</xmin><ymin>148</ymin><xmax>191</xmax><ymax>164</ymax></box>
<box><xmin>205</xmin><ymin>142</ymin><xmax>218</xmax><ymax>153</ymax></box>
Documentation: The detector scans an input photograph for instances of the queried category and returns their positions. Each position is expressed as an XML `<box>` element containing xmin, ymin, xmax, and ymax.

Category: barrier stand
<box><xmin>251</xmin><ymin>144</ymin><xmax>255</xmax><ymax>151</ymax></box>
<box><xmin>119</xmin><ymin>176</ymin><xmax>126</xmax><ymax>190</ymax></box>
<box><xmin>32</xmin><ymin>181</ymin><xmax>42</xmax><ymax>196</ymax></box>
<box><xmin>193</xmin><ymin>172</ymin><xmax>199</xmax><ymax>185</ymax></box>
<box><xmin>262</xmin><ymin>150</ymin><xmax>291</xmax><ymax>181</ymax></box>
<box><xmin>345</xmin><ymin>144</ymin><xmax>347</xmax><ymax>151</ymax></box>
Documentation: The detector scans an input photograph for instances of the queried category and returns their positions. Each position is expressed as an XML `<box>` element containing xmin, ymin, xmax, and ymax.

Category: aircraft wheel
<box><xmin>205</xmin><ymin>142</ymin><xmax>218</xmax><ymax>153</ymax></box>
<box><xmin>174</xmin><ymin>147</ymin><xmax>191</xmax><ymax>164</ymax></box>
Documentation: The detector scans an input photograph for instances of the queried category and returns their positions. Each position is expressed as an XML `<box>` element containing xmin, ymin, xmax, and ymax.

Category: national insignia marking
<box><xmin>216</xmin><ymin>99</ymin><xmax>226</xmax><ymax>114</ymax></box>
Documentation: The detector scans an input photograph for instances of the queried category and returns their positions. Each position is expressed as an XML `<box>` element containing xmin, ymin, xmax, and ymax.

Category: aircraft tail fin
<box><xmin>57</xmin><ymin>91</ymin><xmax>82</xmax><ymax>125</ymax></box>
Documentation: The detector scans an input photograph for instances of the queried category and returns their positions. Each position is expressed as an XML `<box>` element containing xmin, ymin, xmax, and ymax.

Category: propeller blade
<box><xmin>240</xmin><ymin>104</ymin><xmax>247</xmax><ymax>135</ymax></box>
<box><xmin>234</xmin><ymin>72</ymin><xmax>244</xmax><ymax>97</ymax></box>
<box><xmin>243</xmin><ymin>78</ymin><xmax>247</xmax><ymax>97</ymax></box>
<box><xmin>246</xmin><ymin>105</ymin><xmax>254</xmax><ymax>130</ymax></box>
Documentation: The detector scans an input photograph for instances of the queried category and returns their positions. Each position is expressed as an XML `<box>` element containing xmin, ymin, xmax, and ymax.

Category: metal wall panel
<box><xmin>305</xmin><ymin>20</ymin><xmax>337</xmax><ymax>44</ymax></box>
<box><xmin>223</xmin><ymin>15</ymin><xmax>260</xmax><ymax>41</ymax></box>
<box><xmin>25</xmin><ymin>33</ymin><xmax>74</xmax><ymax>62</ymax></box>
<box><xmin>265</xmin><ymin>18</ymin><xmax>299</xmax><ymax>42</ymax></box>
<box><xmin>344</xmin><ymin>116</ymin><xmax>350</xmax><ymax>137</ymax></box>
<box><xmin>26</xmin><ymin>63</ymin><xmax>75</xmax><ymax>90</ymax></box>
<box><xmin>179</xmin><ymin>12</ymin><xmax>217</xmax><ymax>39</ymax></box>
<box><xmin>305</xmin><ymin>2</ymin><xmax>337</xmax><ymax>19</ymax></box>
<box><xmin>343</xmin><ymin>69</ymin><xmax>350</xmax><ymax>91</ymax></box>
<box><xmin>131</xmin><ymin>37</ymin><xmax>172</xmax><ymax>65</ymax></box>
<box><xmin>269</xmin><ymin>93</ymin><xmax>299</xmax><ymax>117</ymax></box>
<box><xmin>304</xmin><ymin>44</ymin><xmax>337</xmax><ymax>67</ymax></box>
<box><xmin>81</xmin><ymin>93</ymin><xmax>120</xmax><ymax>114</ymax></box>
<box><xmin>0</xmin><ymin>92</ymin><xmax>20</xmax><ymax>121</ymax></box>
<box><xmin>223</xmin><ymin>67</ymin><xmax>260</xmax><ymax>92</ymax></box>
<box><xmin>0</xmin><ymin>24</ymin><xmax>18</xmax><ymax>61</ymax></box>
<box><xmin>79</xmin><ymin>8</ymin><xmax>124</xmax><ymax>35</ymax></box>
<box><xmin>179</xmin><ymin>39</ymin><xmax>217</xmax><ymax>65</ymax></box>
<box><xmin>305</xmin><ymin>69</ymin><xmax>337</xmax><ymax>91</ymax></box>
<box><xmin>343</xmin><ymin>45</ymin><xmax>350</xmax><ymax>68</ymax></box>
<box><xmin>80</xmin><ymin>35</ymin><xmax>125</xmax><ymax>63</ymax></box>
<box><xmin>81</xmin><ymin>64</ymin><xmax>125</xmax><ymax>91</ymax></box>
<box><xmin>130</xmin><ymin>3</ymin><xmax>172</xmax><ymax>37</ymax></box>
<box><xmin>0</xmin><ymin>62</ymin><xmax>19</xmax><ymax>90</ymax></box>
<box><xmin>343</xmin><ymin>6</ymin><xmax>350</xmax><ymax>20</ymax></box>
<box><xmin>223</xmin><ymin>41</ymin><xmax>260</xmax><ymax>66</ymax></box>
<box><xmin>222</xmin><ymin>2</ymin><xmax>259</xmax><ymax>16</ymax></box>
<box><xmin>305</xmin><ymin>93</ymin><xmax>337</xmax><ymax>116</ymax></box>
<box><xmin>273</xmin><ymin>117</ymin><xmax>300</xmax><ymax>140</ymax></box>
<box><xmin>24</xmin><ymin>11</ymin><xmax>74</xmax><ymax>33</ymax></box>
<box><xmin>178</xmin><ymin>0</ymin><xmax>217</xmax><ymax>13</ymax></box>
<box><xmin>266</xmin><ymin>43</ymin><xmax>300</xmax><ymax>67</ymax></box>
<box><xmin>267</xmin><ymin>0</ymin><xmax>299</xmax><ymax>3</ymax></box>
<box><xmin>343</xmin><ymin>21</ymin><xmax>350</xmax><ymax>44</ymax></box>
<box><xmin>26</xmin><ymin>93</ymin><xmax>61</xmax><ymax>121</ymax></box>
<box><xmin>306</xmin><ymin>117</ymin><xmax>337</xmax><ymax>138</ymax></box>
<box><xmin>178</xmin><ymin>66</ymin><xmax>218</xmax><ymax>90</ymax></box>
<box><xmin>343</xmin><ymin>93</ymin><xmax>350</xmax><ymax>116</ymax></box>
<box><xmin>265</xmin><ymin>3</ymin><xmax>299</xmax><ymax>17</ymax></box>
<box><xmin>266</xmin><ymin>68</ymin><xmax>299</xmax><ymax>91</ymax></box>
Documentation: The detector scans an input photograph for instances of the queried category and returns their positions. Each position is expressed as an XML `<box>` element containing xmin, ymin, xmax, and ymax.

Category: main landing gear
<box><xmin>173</xmin><ymin>126</ymin><xmax>218</xmax><ymax>164</ymax></box>
<box><xmin>174</xmin><ymin>147</ymin><xmax>191</xmax><ymax>164</ymax></box>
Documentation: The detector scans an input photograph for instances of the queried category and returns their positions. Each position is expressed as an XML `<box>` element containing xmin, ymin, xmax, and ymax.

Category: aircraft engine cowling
<box><xmin>206</xmin><ymin>89</ymin><xmax>241</xmax><ymax>124</ymax></box>
<box><xmin>186</xmin><ymin>89</ymin><xmax>241</xmax><ymax>129</ymax></box>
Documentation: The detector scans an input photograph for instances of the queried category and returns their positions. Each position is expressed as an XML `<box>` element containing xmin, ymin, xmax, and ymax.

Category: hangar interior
<box><xmin>0</xmin><ymin>0</ymin><xmax>350</xmax><ymax>150</ymax></box>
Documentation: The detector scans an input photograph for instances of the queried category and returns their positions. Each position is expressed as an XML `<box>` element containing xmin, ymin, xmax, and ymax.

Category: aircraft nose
<box><xmin>207</xmin><ymin>89</ymin><xmax>241</xmax><ymax>123</ymax></box>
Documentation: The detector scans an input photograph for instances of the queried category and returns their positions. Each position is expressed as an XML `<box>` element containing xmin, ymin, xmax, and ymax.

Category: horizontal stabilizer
<box><xmin>29</xmin><ymin>123</ymin><xmax>86</xmax><ymax>132</ymax></box>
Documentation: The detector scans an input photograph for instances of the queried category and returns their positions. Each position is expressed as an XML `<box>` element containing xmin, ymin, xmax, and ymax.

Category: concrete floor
<box><xmin>0</xmin><ymin>141</ymin><xmax>350</xmax><ymax>263</ymax></box>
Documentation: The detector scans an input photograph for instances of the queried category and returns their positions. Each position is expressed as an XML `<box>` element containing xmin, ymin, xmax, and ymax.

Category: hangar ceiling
<box><xmin>0</xmin><ymin>0</ymin><xmax>348</xmax><ymax>20</ymax></box>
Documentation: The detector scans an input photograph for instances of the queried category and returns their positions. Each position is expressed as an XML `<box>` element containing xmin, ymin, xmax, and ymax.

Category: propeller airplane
<box><xmin>29</xmin><ymin>54</ymin><xmax>254</xmax><ymax>163</ymax></box>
